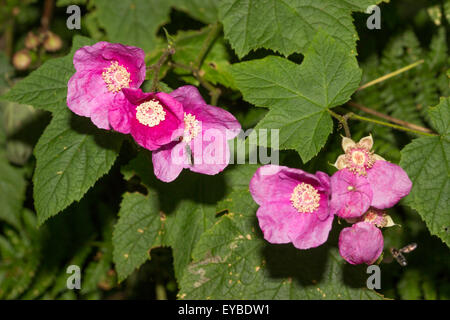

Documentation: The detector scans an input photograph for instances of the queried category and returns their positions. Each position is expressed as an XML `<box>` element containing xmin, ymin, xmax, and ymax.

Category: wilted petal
<box><xmin>358</xmin><ymin>134</ymin><xmax>373</xmax><ymax>150</ymax></box>
<box><xmin>342</xmin><ymin>136</ymin><xmax>356</xmax><ymax>152</ymax></box>
<box><xmin>334</xmin><ymin>154</ymin><xmax>347</xmax><ymax>170</ymax></box>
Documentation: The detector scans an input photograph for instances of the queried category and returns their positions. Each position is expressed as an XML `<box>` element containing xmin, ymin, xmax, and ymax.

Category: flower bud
<box><xmin>12</xmin><ymin>50</ymin><xmax>31</xmax><ymax>70</ymax></box>
<box><xmin>43</xmin><ymin>31</ymin><xmax>63</xmax><ymax>52</ymax></box>
<box><xmin>25</xmin><ymin>32</ymin><xmax>40</xmax><ymax>50</ymax></box>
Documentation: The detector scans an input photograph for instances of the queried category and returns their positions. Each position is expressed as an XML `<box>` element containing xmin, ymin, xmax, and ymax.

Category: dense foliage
<box><xmin>0</xmin><ymin>0</ymin><xmax>448</xmax><ymax>300</ymax></box>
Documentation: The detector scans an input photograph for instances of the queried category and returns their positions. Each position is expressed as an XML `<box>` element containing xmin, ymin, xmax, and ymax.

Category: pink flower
<box><xmin>332</xmin><ymin>135</ymin><xmax>412</xmax><ymax>211</ymax></box>
<box><xmin>67</xmin><ymin>42</ymin><xmax>146</xmax><ymax>129</ymax></box>
<box><xmin>249</xmin><ymin>165</ymin><xmax>334</xmax><ymax>250</ymax></box>
<box><xmin>109</xmin><ymin>88</ymin><xmax>184</xmax><ymax>151</ymax></box>
<box><xmin>329</xmin><ymin>169</ymin><xmax>372</xmax><ymax>219</ymax></box>
<box><xmin>366</xmin><ymin>160</ymin><xmax>413</xmax><ymax>209</ymax></box>
<box><xmin>339</xmin><ymin>207</ymin><xmax>396</xmax><ymax>265</ymax></box>
<box><xmin>339</xmin><ymin>221</ymin><xmax>384</xmax><ymax>265</ymax></box>
<box><xmin>152</xmin><ymin>85</ymin><xmax>241</xmax><ymax>182</ymax></box>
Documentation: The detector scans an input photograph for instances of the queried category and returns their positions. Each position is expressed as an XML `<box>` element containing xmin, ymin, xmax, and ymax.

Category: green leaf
<box><xmin>2</xmin><ymin>36</ymin><xmax>124</xmax><ymax>224</ymax></box>
<box><xmin>0</xmin><ymin>154</ymin><xmax>26</xmax><ymax>228</ymax></box>
<box><xmin>355</xmin><ymin>28</ymin><xmax>449</xmax><ymax>128</ymax></box>
<box><xmin>178</xmin><ymin>164</ymin><xmax>383</xmax><ymax>300</ymax></box>
<box><xmin>116</xmin><ymin>152</ymin><xmax>225</xmax><ymax>282</ymax></box>
<box><xmin>0</xmin><ymin>99</ymin><xmax>26</xmax><ymax>228</ymax></box>
<box><xmin>231</xmin><ymin>31</ymin><xmax>361</xmax><ymax>162</ymax></box>
<box><xmin>171</xmin><ymin>0</ymin><xmax>219</xmax><ymax>23</ymax></box>
<box><xmin>219</xmin><ymin>0</ymin><xmax>386</xmax><ymax>58</ymax></box>
<box><xmin>113</xmin><ymin>192</ymin><xmax>164</xmax><ymax>282</ymax></box>
<box><xmin>0</xmin><ymin>210</ymin><xmax>42</xmax><ymax>299</ymax></box>
<box><xmin>33</xmin><ymin>111</ymin><xmax>122</xmax><ymax>225</ymax></box>
<box><xmin>400</xmin><ymin>97</ymin><xmax>450</xmax><ymax>246</ymax></box>
<box><xmin>56</xmin><ymin>0</ymin><xmax>87</xmax><ymax>6</ymax></box>
<box><xmin>1</xmin><ymin>36</ymin><xmax>95</xmax><ymax>113</ymax></box>
<box><xmin>94</xmin><ymin>0</ymin><xmax>172</xmax><ymax>51</ymax></box>
<box><xmin>171</xmin><ymin>27</ymin><xmax>236</xmax><ymax>89</ymax></box>
<box><xmin>397</xmin><ymin>270</ymin><xmax>422</xmax><ymax>300</ymax></box>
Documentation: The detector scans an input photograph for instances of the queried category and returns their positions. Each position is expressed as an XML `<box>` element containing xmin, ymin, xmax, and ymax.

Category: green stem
<box><xmin>348</xmin><ymin>113</ymin><xmax>438</xmax><ymax>137</ymax></box>
<box><xmin>5</xmin><ymin>18</ymin><xmax>14</xmax><ymax>59</ymax></box>
<box><xmin>347</xmin><ymin>101</ymin><xmax>435</xmax><ymax>134</ymax></box>
<box><xmin>195</xmin><ymin>22</ymin><xmax>221</xmax><ymax>69</ymax></box>
<box><xmin>357</xmin><ymin>59</ymin><xmax>424</xmax><ymax>91</ymax></box>
<box><xmin>155</xmin><ymin>281</ymin><xmax>167</xmax><ymax>300</ymax></box>
<box><xmin>328</xmin><ymin>109</ymin><xmax>351</xmax><ymax>137</ymax></box>
<box><xmin>150</xmin><ymin>46</ymin><xmax>175</xmax><ymax>92</ymax></box>
<box><xmin>169</xmin><ymin>61</ymin><xmax>221</xmax><ymax>105</ymax></box>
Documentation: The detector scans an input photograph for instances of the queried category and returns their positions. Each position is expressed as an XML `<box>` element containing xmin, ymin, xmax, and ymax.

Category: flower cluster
<box><xmin>67</xmin><ymin>42</ymin><xmax>240</xmax><ymax>182</ymax></box>
<box><xmin>249</xmin><ymin>135</ymin><xmax>412</xmax><ymax>265</ymax></box>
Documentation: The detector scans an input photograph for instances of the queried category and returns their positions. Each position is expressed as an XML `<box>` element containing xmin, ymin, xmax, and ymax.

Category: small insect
<box><xmin>390</xmin><ymin>243</ymin><xmax>417</xmax><ymax>267</ymax></box>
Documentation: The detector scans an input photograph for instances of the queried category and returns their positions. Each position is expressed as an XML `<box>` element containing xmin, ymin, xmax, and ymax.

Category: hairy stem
<box><xmin>149</xmin><ymin>46</ymin><xmax>175</xmax><ymax>92</ymax></box>
<box><xmin>347</xmin><ymin>101</ymin><xmax>435</xmax><ymax>134</ymax></box>
<box><xmin>169</xmin><ymin>61</ymin><xmax>221</xmax><ymax>105</ymax></box>
<box><xmin>195</xmin><ymin>22</ymin><xmax>221</xmax><ymax>69</ymax></box>
<box><xmin>348</xmin><ymin>113</ymin><xmax>437</xmax><ymax>137</ymax></box>
<box><xmin>357</xmin><ymin>59</ymin><xmax>424</xmax><ymax>91</ymax></box>
<box><xmin>5</xmin><ymin>18</ymin><xmax>14</xmax><ymax>58</ymax></box>
<box><xmin>328</xmin><ymin>109</ymin><xmax>351</xmax><ymax>137</ymax></box>
<box><xmin>41</xmin><ymin>0</ymin><xmax>54</xmax><ymax>31</ymax></box>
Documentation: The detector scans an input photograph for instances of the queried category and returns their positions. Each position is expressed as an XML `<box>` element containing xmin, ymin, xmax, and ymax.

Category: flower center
<box><xmin>351</xmin><ymin>150</ymin><xmax>366</xmax><ymax>166</ymax></box>
<box><xmin>136</xmin><ymin>100</ymin><xmax>166</xmax><ymax>127</ymax></box>
<box><xmin>183</xmin><ymin>113</ymin><xmax>200</xmax><ymax>143</ymax></box>
<box><xmin>290</xmin><ymin>183</ymin><xmax>320</xmax><ymax>213</ymax></box>
<box><xmin>363</xmin><ymin>208</ymin><xmax>387</xmax><ymax>228</ymax></box>
<box><xmin>344</xmin><ymin>146</ymin><xmax>375</xmax><ymax>176</ymax></box>
<box><xmin>102</xmin><ymin>61</ymin><xmax>131</xmax><ymax>93</ymax></box>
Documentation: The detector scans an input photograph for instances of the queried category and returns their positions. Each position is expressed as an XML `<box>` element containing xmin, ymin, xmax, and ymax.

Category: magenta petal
<box><xmin>108</xmin><ymin>101</ymin><xmax>133</xmax><ymax>134</ymax></box>
<box><xmin>188</xmin><ymin>130</ymin><xmax>231</xmax><ymax>175</ymax></box>
<box><xmin>170</xmin><ymin>85</ymin><xmax>241</xmax><ymax>137</ymax></box>
<box><xmin>188</xmin><ymin>103</ymin><xmax>241</xmax><ymax>138</ymax></box>
<box><xmin>290</xmin><ymin>210</ymin><xmax>334</xmax><ymax>249</ymax></box>
<box><xmin>257</xmin><ymin>202</ymin><xmax>333</xmax><ymax>248</ymax></box>
<box><xmin>68</xmin><ymin>41</ymin><xmax>146</xmax><ymax>130</ymax></box>
<box><xmin>122</xmin><ymin>88</ymin><xmax>185</xmax><ymax>151</ymax></box>
<box><xmin>252</xmin><ymin>165</ymin><xmax>332</xmax><ymax>249</ymax></box>
<box><xmin>165</xmin><ymin>85</ymin><xmax>241</xmax><ymax>177</ymax></box>
<box><xmin>170</xmin><ymin>85</ymin><xmax>206</xmax><ymax>108</ymax></box>
<box><xmin>67</xmin><ymin>72</ymin><xmax>112</xmax><ymax>129</ymax></box>
<box><xmin>152</xmin><ymin>142</ymin><xmax>186</xmax><ymax>182</ymax></box>
<box><xmin>330</xmin><ymin>169</ymin><xmax>372</xmax><ymax>219</ymax></box>
<box><xmin>256</xmin><ymin>202</ymin><xmax>300</xmax><ymax>244</ymax></box>
<box><xmin>72</xmin><ymin>42</ymin><xmax>110</xmax><ymax>71</ymax></box>
<box><xmin>316</xmin><ymin>171</ymin><xmax>331</xmax><ymax>191</ymax></box>
<box><xmin>249</xmin><ymin>165</ymin><xmax>311</xmax><ymax>206</ymax></box>
<box><xmin>366</xmin><ymin>161</ymin><xmax>412</xmax><ymax>209</ymax></box>
<box><xmin>339</xmin><ymin>222</ymin><xmax>384</xmax><ymax>265</ymax></box>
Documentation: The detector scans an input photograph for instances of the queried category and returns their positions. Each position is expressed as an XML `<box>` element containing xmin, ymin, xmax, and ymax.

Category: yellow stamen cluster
<box><xmin>136</xmin><ymin>100</ymin><xmax>166</xmax><ymax>127</ymax></box>
<box><xmin>102</xmin><ymin>61</ymin><xmax>131</xmax><ymax>93</ymax></box>
<box><xmin>183</xmin><ymin>113</ymin><xmax>201</xmax><ymax>143</ymax></box>
<box><xmin>344</xmin><ymin>144</ymin><xmax>375</xmax><ymax>176</ymax></box>
<box><xmin>290</xmin><ymin>183</ymin><xmax>320</xmax><ymax>213</ymax></box>
<box><xmin>363</xmin><ymin>208</ymin><xmax>387</xmax><ymax>228</ymax></box>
